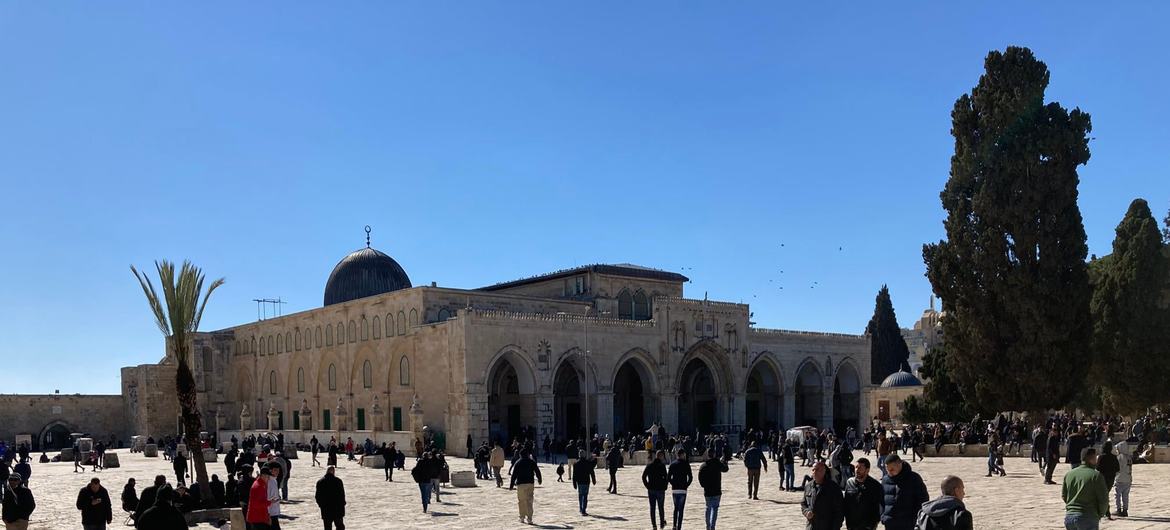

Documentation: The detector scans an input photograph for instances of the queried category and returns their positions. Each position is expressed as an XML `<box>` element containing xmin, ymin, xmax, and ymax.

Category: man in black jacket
<box><xmin>605</xmin><ymin>445</ymin><xmax>623</xmax><ymax>494</ymax></box>
<box><xmin>667</xmin><ymin>449</ymin><xmax>693</xmax><ymax>530</ymax></box>
<box><xmin>843</xmin><ymin>458</ymin><xmax>881</xmax><ymax>530</ymax></box>
<box><xmin>1044</xmin><ymin>428</ymin><xmax>1061</xmax><ymax>485</ymax></box>
<box><xmin>802</xmin><ymin>462</ymin><xmax>844</xmax><ymax>530</ymax></box>
<box><xmin>643</xmin><ymin>450</ymin><xmax>669</xmax><ymax>530</ymax></box>
<box><xmin>1066</xmin><ymin>428</ymin><xmax>1089</xmax><ymax>469</ymax></box>
<box><xmin>315</xmin><ymin>466</ymin><xmax>346</xmax><ymax>530</ymax></box>
<box><xmin>134</xmin><ymin>475</ymin><xmax>167</xmax><ymax>524</ymax></box>
<box><xmin>509</xmin><ymin>450</ymin><xmax>542</xmax><ymax>525</ymax></box>
<box><xmin>77</xmin><ymin>477</ymin><xmax>113</xmax><ymax>530</ymax></box>
<box><xmin>697</xmin><ymin>450</ymin><xmax>728</xmax><ymax>530</ymax></box>
<box><xmin>2</xmin><ymin>474</ymin><xmax>35</xmax><ymax>529</ymax></box>
<box><xmin>915</xmin><ymin>475</ymin><xmax>972</xmax><ymax>530</ymax></box>
<box><xmin>571</xmin><ymin>451</ymin><xmax>596</xmax><ymax>516</ymax></box>
<box><xmin>880</xmin><ymin>455</ymin><xmax>928</xmax><ymax>530</ymax></box>
<box><xmin>135</xmin><ymin>485</ymin><xmax>186</xmax><ymax>530</ymax></box>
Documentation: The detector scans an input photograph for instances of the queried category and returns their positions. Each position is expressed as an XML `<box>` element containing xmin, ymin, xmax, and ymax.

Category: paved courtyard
<box><xmin>13</xmin><ymin>450</ymin><xmax>1170</xmax><ymax>529</ymax></box>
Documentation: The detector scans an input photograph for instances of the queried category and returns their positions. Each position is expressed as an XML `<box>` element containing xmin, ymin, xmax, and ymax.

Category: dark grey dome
<box><xmin>323</xmin><ymin>247</ymin><xmax>411</xmax><ymax>306</ymax></box>
<box><xmin>880</xmin><ymin>371</ymin><xmax>923</xmax><ymax>388</ymax></box>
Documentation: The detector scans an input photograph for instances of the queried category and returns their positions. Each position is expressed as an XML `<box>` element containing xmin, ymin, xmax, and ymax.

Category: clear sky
<box><xmin>1</xmin><ymin>2</ymin><xmax>1168</xmax><ymax>394</ymax></box>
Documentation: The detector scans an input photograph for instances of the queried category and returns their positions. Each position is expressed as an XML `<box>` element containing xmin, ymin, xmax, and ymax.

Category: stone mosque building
<box><xmin>2</xmin><ymin>237</ymin><xmax>873</xmax><ymax>451</ymax></box>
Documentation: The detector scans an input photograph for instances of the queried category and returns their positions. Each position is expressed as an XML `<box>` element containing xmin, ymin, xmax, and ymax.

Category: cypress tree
<box><xmin>1090</xmin><ymin>199</ymin><xmax>1170</xmax><ymax>412</ymax></box>
<box><xmin>923</xmin><ymin>47</ymin><xmax>1093</xmax><ymax>412</ymax></box>
<box><xmin>865</xmin><ymin>285</ymin><xmax>911</xmax><ymax>384</ymax></box>
<box><xmin>903</xmin><ymin>343</ymin><xmax>975</xmax><ymax>421</ymax></box>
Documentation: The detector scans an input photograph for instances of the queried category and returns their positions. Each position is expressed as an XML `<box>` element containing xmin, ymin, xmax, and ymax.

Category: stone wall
<box><xmin>0</xmin><ymin>394</ymin><xmax>128</xmax><ymax>450</ymax></box>
<box><xmin>121</xmin><ymin>363</ymin><xmax>180</xmax><ymax>439</ymax></box>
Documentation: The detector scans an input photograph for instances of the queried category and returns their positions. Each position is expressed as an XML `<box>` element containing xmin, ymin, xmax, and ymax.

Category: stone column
<box><xmin>335</xmin><ymin>398</ymin><xmax>349</xmax><ymax>433</ymax></box>
<box><xmin>729</xmin><ymin>393</ymin><xmax>745</xmax><ymax>431</ymax></box>
<box><xmin>782</xmin><ymin>388</ymin><xmax>796</xmax><ymax>430</ymax></box>
<box><xmin>660</xmin><ymin>392</ymin><xmax>678</xmax><ymax>434</ymax></box>
<box><xmin>370</xmin><ymin>394</ymin><xmax>384</xmax><ymax>433</ymax></box>
<box><xmin>240</xmin><ymin>404</ymin><xmax>253</xmax><ymax>431</ymax></box>
<box><xmin>267</xmin><ymin>403</ymin><xmax>280</xmax><ymax>432</ymax></box>
<box><xmin>822</xmin><ymin>382</ymin><xmax>835</xmax><ymax>432</ymax></box>
<box><xmin>593</xmin><ymin>391</ymin><xmax>614</xmax><ymax>437</ymax></box>
<box><xmin>214</xmin><ymin>407</ymin><xmax>224</xmax><ymax>435</ymax></box>
<box><xmin>299</xmin><ymin>400</ymin><xmax>313</xmax><ymax>431</ymax></box>
<box><xmin>409</xmin><ymin>394</ymin><xmax>425</xmax><ymax>438</ymax></box>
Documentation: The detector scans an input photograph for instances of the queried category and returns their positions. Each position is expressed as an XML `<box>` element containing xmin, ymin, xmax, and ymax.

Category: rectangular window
<box><xmin>392</xmin><ymin>407</ymin><xmax>402</xmax><ymax>431</ymax></box>
<box><xmin>322</xmin><ymin>410</ymin><xmax>332</xmax><ymax>431</ymax></box>
<box><xmin>356</xmin><ymin>408</ymin><xmax>366</xmax><ymax>430</ymax></box>
<box><xmin>293</xmin><ymin>411</ymin><xmax>301</xmax><ymax>430</ymax></box>
<box><xmin>277</xmin><ymin>411</ymin><xmax>284</xmax><ymax>430</ymax></box>
<box><xmin>575</xmin><ymin>276</ymin><xmax>584</xmax><ymax>294</ymax></box>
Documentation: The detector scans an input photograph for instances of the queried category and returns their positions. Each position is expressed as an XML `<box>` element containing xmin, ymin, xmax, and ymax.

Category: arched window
<box><xmin>295</xmin><ymin>330</ymin><xmax>301</xmax><ymax>350</ymax></box>
<box><xmin>251</xmin><ymin>337</ymin><xmax>256</xmax><ymax>354</ymax></box>
<box><xmin>409</xmin><ymin>309</ymin><xmax>418</xmax><ymax>327</ymax></box>
<box><xmin>285</xmin><ymin>332</ymin><xmax>292</xmax><ymax>351</ymax></box>
<box><xmin>633</xmin><ymin>290</ymin><xmax>651</xmax><ymax>320</ymax></box>
<box><xmin>385</xmin><ymin>314</ymin><xmax>394</xmax><ymax>337</ymax></box>
<box><xmin>337</xmin><ymin>321</ymin><xmax>345</xmax><ymax>343</ymax></box>
<box><xmin>617</xmin><ymin>289</ymin><xmax>634</xmax><ymax>319</ymax></box>
<box><xmin>276</xmin><ymin>334</ymin><xmax>283</xmax><ymax>353</ymax></box>
<box><xmin>297</xmin><ymin>367</ymin><xmax>305</xmax><ymax>393</ymax></box>
<box><xmin>437</xmin><ymin>308</ymin><xmax>451</xmax><ymax>322</ymax></box>
<box><xmin>259</xmin><ymin>337</ymin><xmax>266</xmax><ymax>356</ymax></box>
<box><xmin>397</xmin><ymin>312</ymin><xmax>406</xmax><ymax>335</ymax></box>
<box><xmin>315</xmin><ymin>326</ymin><xmax>322</xmax><ymax>348</ymax></box>
<box><xmin>362</xmin><ymin>360</ymin><xmax>373</xmax><ymax>389</ymax></box>
<box><xmin>347</xmin><ymin>320</ymin><xmax>357</xmax><ymax>343</ymax></box>
<box><xmin>328</xmin><ymin>364</ymin><xmax>337</xmax><ymax>391</ymax></box>
<box><xmin>372</xmin><ymin>316</ymin><xmax>381</xmax><ymax>339</ymax></box>
<box><xmin>326</xmin><ymin>324</ymin><xmax>334</xmax><ymax>346</ymax></box>
<box><xmin>361</xmin><ymin>317</ymin><xmax>369</xmax><ymax>341</ymax></box>
<box><xmin>269</xmin><ymin>370</ymin><xmax>277</xmax><ymax>395</ymax></box>
<box><xmin>268</xmin><ymin>335</ymin><xmax>275</xmax><ymax>354</ymax></box>
<box><xmin>399</xmin><ymin>356</ymin><xmax>410</xmax><ymax>386</ymax></box>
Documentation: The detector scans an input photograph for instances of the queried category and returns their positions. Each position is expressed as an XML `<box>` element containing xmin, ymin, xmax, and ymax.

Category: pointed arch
<box><xmin>633</xmin><ymin>289</ymin><xmax>651</xmax><ymax>320</ymax></box>
<box><xmin>361</xmin><ymin>316</ymin><xmax>369</xmax><ymax>341</ymax></box>
<box><xmin>399</xmin><ymin>355</ymin><xmax>411</xmax><ymax>386</ymax></box>
<box><xmin>385</xmin><ymin>313</ymin><xmax>394</xmax><ymax>336</ymax></box>
<box><xmin>397</xmin><ymin>311</ymin><xmax>406</xmax><ymax>335</ymax></box>
<box><xmin>326</xmin><ymin>324</ymin><xmax>334</xmax><ymax>346</ymax></box>
<box><xmin>745</xmin><ymin>352</ymin><xmax>784</xmax><ymax>431</ymax></box>
<box><xmin>794</xmin><ymin>357</ymin><xmax>824</xmax><ymax>428</ymax></box>
<box><xmin>617</xmin><ymin>289</ymin><xmax>633</xmax><ymax>319</ymax></box>
<box><xmin>409</xmin><ymin>308</ymin><xmax>418</xmax><ymax>326</ymax></box>
<box><xmin>347</xmin><ymin>320</ymin><xmax>357</xmax><ymax>343</ymax></box>
<box><xmin>833</xmin><ymin>357</ymin><xmax>862</xmax><ymax>433</ymax></box>
<box><xmin>372</xmin><ymin>316</ymin><xmax>381</xmax><ymax>339</ymax></box>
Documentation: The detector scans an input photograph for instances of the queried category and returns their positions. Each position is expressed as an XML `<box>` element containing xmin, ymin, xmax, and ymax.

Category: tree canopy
<box><xmin>923</xmin><ymin>46</ymin><xmax>1093</xmax><ymax>413</ymax></box>
<box><xmin>1089</xmin><ymin>199</ymin><xmax>1170</xmax><ymax>412</ymax></box>
<box><xmin>865</xmin><ymin>285</ymin><xmax>911</xmax><ymax>384</ymax></box>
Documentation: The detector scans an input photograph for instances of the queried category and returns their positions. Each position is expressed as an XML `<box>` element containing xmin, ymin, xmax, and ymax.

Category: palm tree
<box><xmin>132</xmin><ymin>260</ymin><xmax>224</xmax><ymax>501</ymax></box>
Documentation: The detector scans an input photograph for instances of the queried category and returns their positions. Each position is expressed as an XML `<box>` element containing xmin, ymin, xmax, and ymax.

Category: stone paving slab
<box><xmin>13</xmin><ymin>449</ymin><xmax>1170</xmax><ymax>529</ymax></box>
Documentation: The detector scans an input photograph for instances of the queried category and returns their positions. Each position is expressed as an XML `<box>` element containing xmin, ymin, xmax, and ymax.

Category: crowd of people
<box><xmin>0</xmin><ymin>410</ymin><xmax>1161</xmax><ymax>530</ymax></box>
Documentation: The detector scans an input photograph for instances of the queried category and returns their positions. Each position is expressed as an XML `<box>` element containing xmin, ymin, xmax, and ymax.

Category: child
<box><xmin>556</xmin><ymin>463</ymin><xmax>565</xmax><ymax>482</ymax></box>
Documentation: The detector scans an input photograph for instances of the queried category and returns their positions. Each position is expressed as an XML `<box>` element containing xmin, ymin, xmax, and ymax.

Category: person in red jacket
<box><xmin>246</xmin><ymin>468</ymin><xmax>272</xmax><ymax>529</ymax></box>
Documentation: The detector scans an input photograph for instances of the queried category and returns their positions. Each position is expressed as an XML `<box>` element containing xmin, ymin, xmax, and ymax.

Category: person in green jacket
<box><xmin>1061</xmin><ymin>447</ymin><xmax>1108</xmax><ymax>530</ymax></box>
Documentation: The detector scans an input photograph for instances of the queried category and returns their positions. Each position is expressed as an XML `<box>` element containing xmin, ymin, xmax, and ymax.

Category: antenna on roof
<box><xmin>253</xmin><ymin>298</ymin><xmax>287</xmax><ymax>321</ymax></box>
<box><xmin>365</xmin><ymin>225</ymin><xmax>372</xmax><ymax>248</ymax></box>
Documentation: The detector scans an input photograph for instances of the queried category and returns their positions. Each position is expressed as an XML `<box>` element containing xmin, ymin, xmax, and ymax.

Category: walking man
<box><xmin>606</xmin><ymin>444</ymin><xmax>623</xmax><ymax>494</ymax></box>
<box><xmin>76</xmin><ymin>477</ymin><xmax>113</xmax><ymax>530</ymax></box>
<box><xmin>1062</xmin><ymin>448</ymin><xmax>1108</xmax><ymax>530</ymax></box>
<box><xmin>667</xmin><ymin>449</ymin><xmax>692</xmax><ymax>530</ymax></box>
<box><xmin>879</xmin><ymin>455</ymin><xmax>928</xmax><ymax>530</ymax></box>
<box><xmin>781</xmin><ymin>440</ymin><xmax>796</xmax><ymax>492</ymax></box>
<box><xmin>743</xmin><ymin>441</ymin><xmax>767</xmax><ymax>500</ymax></box>
<box><xmin>843</xmin><ymin>458</ymin><xmax>881</xmax><ymax>530</ymax></box>
<box><xmin>490</xmin><ymin>442</ymin><xmax>506</xmax><ymax>488</ymax></box>
<box><xmin>509</xmin><ymin>450</ymin><xmax>542</xmax><ymax>525</ymax></box>
<box><xmin>1044</xmin><ymin>428</ymin><xmax>1061</xmax><ymax>485</ymax></box>
<box><xmin>412</xmin><ymin>453</ymin><xmax>435</xmax><ymax>513</ymax></box>
<box><xmin>697</xmin><ymin>449</ymin><xmax>728</xmax><ymax>530</ymax></box>
<box><xmin>643</xmin><ymin>450</ymin><xmax>669</xmax><ymax>530</ymax></box>
<box><xmin>245</xmin><ymin>467</ymin><xmax>272</xmax><ymax>530</ymax></box>
<box><xmin>916</xmin><ymin>475</ymin><xmax>972</xmax><ymax>530</ymax></box>
<box><xmin>2</xmin><ymin>473</ymin><xmax>35</xmax><ymax>530</ymax></box>
<box><xmin>802</xmin><ymin>461</ymin><xmax>844</xmax><ymax>530</ymax></box>
<box><xmin>571</xmin><ymin>450</ymin><xmax>596</xmax><ymax>516</ymax></box>
<box><xmin>315</xmin><ymin>466</ymin><xmax>346</xmax><ymax>530</ymax></box>
<box><xmin>1113</xmin><ymin>441</ymin><xmax>1132</xmax><ymax>518</ymax></box>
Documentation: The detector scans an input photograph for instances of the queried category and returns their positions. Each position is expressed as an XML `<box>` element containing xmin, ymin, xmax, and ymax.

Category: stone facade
<box><xmin>1</xmin><ymin>259</ymin><xmax>873</xmax><ymax>450</ymax></box>
<box><xmin>0</xmin><ymin>394</ymin><xmax>129</xmax><ymax>450</ymax></box>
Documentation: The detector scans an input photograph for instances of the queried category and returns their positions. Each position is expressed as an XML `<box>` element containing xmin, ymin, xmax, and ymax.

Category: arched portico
<box><xmin>745</xmin><ymin>355</ymin><xmax>783</xmax><ymax>432</ymax></box>
<box><xmin>794</xmin><ymin>360</ymin><xmax>823</xmax><ymax>428</ymax></box>
<box><xmin>485</xmin><ymin>349</ymin><xmax>538</xmax><ymax>445</ymax></box>
<box><xmin>833</xmin><ymin>359</ymin><xmax>862</xmax><ymax>433</ymax></box>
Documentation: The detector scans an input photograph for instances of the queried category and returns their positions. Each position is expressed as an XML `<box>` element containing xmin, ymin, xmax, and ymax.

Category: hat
<box><xmin>6</xmin><ymin>473</ymin><xmax>20</xmax><ymax>481</ymax></box>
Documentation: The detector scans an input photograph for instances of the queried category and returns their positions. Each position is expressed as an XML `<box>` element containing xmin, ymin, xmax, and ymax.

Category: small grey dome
<box><xmin>880</xmin><ymin>370</ymin><xmax>922</xmax><ymax>388</ymax></box>
<box><xmin>323</xmin><ymin>247</ymin><xmax>411</xmax><ymax>306</ymax></box>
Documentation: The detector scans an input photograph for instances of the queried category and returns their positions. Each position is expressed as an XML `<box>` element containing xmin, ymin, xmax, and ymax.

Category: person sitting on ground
<box><xmin>915</xmin><ymin>475</ymin><xmax>972</xmax><ymax>530</ymax></box>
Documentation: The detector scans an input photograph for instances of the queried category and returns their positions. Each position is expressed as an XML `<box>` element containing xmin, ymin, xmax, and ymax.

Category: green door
<box><xmin>392</xmin><ymin>407</ymin><xmax>402</xmax><ymax>431</ymax></box>
<box><xmin>323</xmin><ymin>410</ymin><xmax>332</xmax><ymax>430</ymax></box>
<box><xmin>356</xmin><ymin>408</ymin><xmax>366</xmax><ymax>430</ymax></box>
<box><xmin>292</xmin><ymin>411</ymin><xmax>300</xmax><ymax>430</ymax></box>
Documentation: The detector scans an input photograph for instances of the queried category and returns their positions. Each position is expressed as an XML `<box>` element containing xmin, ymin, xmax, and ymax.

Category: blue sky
<box><xmin>1</xmin><ymin>3</ymin><xmax>1168</xmax><ymax>394</ymax></box>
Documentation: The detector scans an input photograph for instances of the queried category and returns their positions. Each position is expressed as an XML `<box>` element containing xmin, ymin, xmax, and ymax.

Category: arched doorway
<box><xmin>833</xmin><ymin>362</ymin><xmax>861</xmax><ymax>434</ymax></box>
<box><xmin>613</xmin><ymin>360</ymin><xmax>654</xmax><ymax>436</ymax></box>
<box><xmin>487</xmin><ymin>355</ymin><xmax>536</xmax><ymax>446</ymax></box>
<box><xmin>678</xmin><ymin>358</ymin><xmax>717</xmax><ymax>434</ymax></box>
<box><xmin>552</xmin><ymin>362</ymin><xmax>583</xmax><ymax>440</ymax></box>
<box><xmin>795</xmin><ymin>362</ymin><xmax>823</xmax><ymax>428</ymax></box>
<box><xmin>40</xmin><ymin>422</ymin><xmax>73</xmax><ymax>450</ymax></box>
<box><xmin>746</xmin><ymin>361</ymin><xmax>782</xmax><ymax>432</ymax></box>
